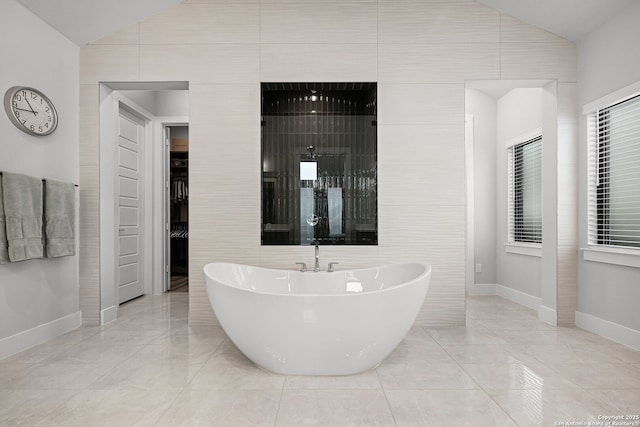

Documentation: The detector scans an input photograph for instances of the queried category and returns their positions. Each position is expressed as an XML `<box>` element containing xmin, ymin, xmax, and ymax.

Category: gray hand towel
<box><xmin>2</xmin><ymin>172</ymin><xmax>44</xmax><ymax>262</ymax></box>
<box><xmin>44</xmin><ymin>179</ymin><xmax>76</xmax><ymax>258</ymax></box>
<box><xmin>0</xmin><ymin>174</ymin><xmax>9</xmax><ymax>264</ymax></box>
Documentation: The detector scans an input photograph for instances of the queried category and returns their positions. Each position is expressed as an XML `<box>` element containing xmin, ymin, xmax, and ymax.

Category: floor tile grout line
<box><xmin>376</xmin><ymin>365</ymin><xmax>399</xmax><ymax>427</ymax></box>
<box><xmin>150</xmin><ymin>385</ymin><xmax>190</xmax><ymax>427</ymax></box>
<box><xmin>431</xmin><ymin>308</ymin><xmax>529</xmax><ymax>427</ymax></box>
<box><xmin>272</xmin><ymin>372</ymin><xmax>287</xmax><ymax>427</ymax></box>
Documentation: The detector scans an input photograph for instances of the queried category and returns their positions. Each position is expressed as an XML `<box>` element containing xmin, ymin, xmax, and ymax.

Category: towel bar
<box><xmin>0</xmin><ymin>172</ymin><xmax>78</xmax><ymax>187</ymax></box>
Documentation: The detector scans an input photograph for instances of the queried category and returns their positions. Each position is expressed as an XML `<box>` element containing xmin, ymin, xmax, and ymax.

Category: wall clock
<box><xmin>3</xmin><ymin>86</ymin><xmax>58</xmax><ymax>136</ymax></box>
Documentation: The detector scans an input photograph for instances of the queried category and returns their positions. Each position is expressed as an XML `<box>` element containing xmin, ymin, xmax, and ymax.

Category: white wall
<box><xmin>0</xmin><ymin>0</ymin><xmax>80</xmax><ymax>357</ymax></box>
<box><xmin>465</xmin><ymin>89</ymin><xmax>497</xmax><ymax>287</ymax></box>
<box><xmin>577</xmin><ymin>0</ymin><xmax>640</xmax><ymax>334</ymax></box>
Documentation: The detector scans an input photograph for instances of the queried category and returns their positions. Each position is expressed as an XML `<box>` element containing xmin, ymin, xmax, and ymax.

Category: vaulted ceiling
<box><xmin>14</xmin><ymin>0</ymin><xmax>637</xmax><ymax>46</ymax></box>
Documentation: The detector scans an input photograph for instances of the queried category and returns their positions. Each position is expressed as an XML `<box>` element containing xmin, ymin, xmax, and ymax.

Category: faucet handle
<box><xmin>295</xmin><ymin>262</ymin><xmax>307</xmax><ymax>272</ymax></box>
<box><xmin>328</xmin><ymin>262</ymin><xmax>339</xmax><ymax>272</ymax></box>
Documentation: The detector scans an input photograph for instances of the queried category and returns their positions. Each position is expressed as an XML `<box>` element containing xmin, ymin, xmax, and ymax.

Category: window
<box><xmin>261</xmin><ymin>82</ymin><xmax>377</xmax><ymax>246</ymax></box>
<box><xmin>588</xmin><ymin>94</ymin><xmax>640</xmax><ymax>249</ymax></box>
<box><xmin>508</xmin><ymin>135</ymin><xmax>542</xmax><ymax>244</ymax></box>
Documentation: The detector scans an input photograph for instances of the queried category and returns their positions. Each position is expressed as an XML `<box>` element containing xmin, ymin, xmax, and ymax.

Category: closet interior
<box><xmin>168</xmin><ymin>125</ymin><xmax>189</xmax><ymax>292</ymax></box>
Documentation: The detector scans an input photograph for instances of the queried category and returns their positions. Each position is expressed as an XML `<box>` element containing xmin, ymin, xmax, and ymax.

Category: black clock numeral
<box><xmin>45</xmin><ymin>122</ymin><xmax>49</xmax><ymax>128</ymax></box>
<box><xmin>15</xmin><ymin>110</ymin><xmax>20</xmax><ymax>118</ymax></box>
<box><xmin>39</xmin><ymin>126</ymin><xmax>43</xmax><ymax>132</ymax></box>
<box><xmin>47</xmin><ymin>116</ymin><xmax>52</xmax><ymax>122</ymax></box>
<box><xmin>15</xmin><ymin>94</ymin><xmax>22</xmax><ymax>101</ymax></box>
<box><xmin>45</xmin><ymin>107</ymin><xmax>50</xmax><ymax>113</ymax></box>
<box><xmin>30</xmin><ymin>125</ymin><xmax>35</xmax><ymax>131</ymax></box>
<box><xmin>31</xmin><ymin>92</ymin><xmax>37</xmax><ymax>100</ymax></box>
<box><xmin>21</xmin><ymin>90</ymin><xmax>26</xmax><ymax>98</ymax></box>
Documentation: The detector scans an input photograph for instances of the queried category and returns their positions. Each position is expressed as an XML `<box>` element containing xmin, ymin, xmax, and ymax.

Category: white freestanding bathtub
<box><xmin>203</xmin><ymin>262</ymin><xmax>431</xmax><ymax>375</ymax></box>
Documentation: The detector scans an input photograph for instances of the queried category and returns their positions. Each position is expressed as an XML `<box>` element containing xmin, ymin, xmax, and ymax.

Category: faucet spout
<box><xmin>314</xmin><ymin>245</ymin><xmax>320</xmax><ymax>272</ymax></box>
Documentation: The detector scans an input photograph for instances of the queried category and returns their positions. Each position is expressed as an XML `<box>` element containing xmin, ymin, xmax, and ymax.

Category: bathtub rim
<box><xmin>203</xmin><ymin>261</ymin><xmax>431</xmax><ymax>298</ymax></box>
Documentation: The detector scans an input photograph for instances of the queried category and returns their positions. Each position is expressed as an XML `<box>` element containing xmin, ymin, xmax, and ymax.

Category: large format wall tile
<box><xmin>260</xmin><ymin>245</ymin><xmax>380</xmax><ymax>271</ymax></box>
<box><xmin>557</xmin><ymin>83</ymin><xmax>579</xmax><ymax>165</ymax></box>
<box><xmin>79</xmin><ymin>85</ymin><xmax>100</xmax><ymax>168</ymax></box>
<box><xmin>378</xmin><ymin>204</ymin><xmax>465</xmax><ymax>248</ymax></box>
<box><xmin>378</xmin><ymin>243</ymin><xmax>466</xmax><ymax>327</ymax></box>
<box><xmin>379</xmin><ymin>44</ymin><xmax>499</xmax><ymax>84</ymax></box>
<box><xmin>501</xmin><ymin>41</ymin><xmax>577</xmax><ymax>82</ymax></box>
<box><xmin>556</xmin><ymin>83</ymin><xmax>578</xmax><ymax>326</ymax></box>
<box><xmin>140</xmin><ymin>3</ymin><xmax>259</xmax><ymax>44</ymax></box>
<box><xmin>379</xmin><ymin>162</ymin><xmax>465</xmax><ymax>208</ymax></box>
<box><xmin>260</xmin><ymin>1</ymin><xmax>377</xmax><ymax>44</ymax></box>
<box><xmin>378</xmin><ymin>84</ymin><xmax>464</xmax><ymax>125</ymax></box>
<box><xmin>80</xmin><ymin>45</ymin><xmax>139</xmax><ymax>84</ymax></box>
<box><xmin>188</xmin><ymin>84</ymin><xmax>260</xmax><ymax>124</ymax></box>
<box><xmin>377</xmin><ymin>124</ymin><xmax>464</xmax><ymax>165</ymax></box>
<box><xmin>141</xmin><ymin>44</ymin><xmax>259</xmax><ymax>84</ymax></box>
<box><xmin>379</xmin><ymin>1</ymin><xmax>499</xmax><ymax>44</ymax></box>
<box><xmin>311</xmin><ymin>245</ymin><xmax>381</xmax><ymax>270</ymax></box>
<box><xmin>188</xmin><ymin>83</ymin><xmax>261</xmax><ymax>323</ymax></box>
<box><xmin>260</xmin><ymin>44</ymin><xmax>377</xmax><ymax>82</ymax></box>
<box><xmin>500</xmin><ymin>15</ymin><xmax>567</xmax><ymax>45</ymax></box>
<box><xmin>79</xmin><ymin>85</ymin><xmax>101</xmax><ymax>326</ymax></box>
<box><xmin>378</xmin><ymin>128</ymin><xmax>466</xmax><ymax>210</ymax></box>
<box><xmin>417</xmin><ymin>276</ymin><xmax>466</xmax><ymax>326</ymax></box>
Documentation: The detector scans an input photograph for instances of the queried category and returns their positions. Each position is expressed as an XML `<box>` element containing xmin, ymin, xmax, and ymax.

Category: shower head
<box><xmin>306</xmin><ymin>145</ymin><xmax>316</xmax><ymax>160</ymax></box>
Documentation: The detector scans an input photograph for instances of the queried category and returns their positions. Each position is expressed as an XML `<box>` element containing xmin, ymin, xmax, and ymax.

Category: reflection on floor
<box><xmin>1</xmin><ymin>294</ymin><xmax>639</xmax><ymax>426</ymax></box>
<box><xmin>169</xmin><ymin>275</ymin><xmax>188</xmax><ymax>293</ymax></box>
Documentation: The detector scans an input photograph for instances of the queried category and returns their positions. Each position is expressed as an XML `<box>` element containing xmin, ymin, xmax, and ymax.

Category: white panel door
<box><xmin>117</xmin><ymin>108</ymin><xmax>144</xmax><ymax>304</ymax></box>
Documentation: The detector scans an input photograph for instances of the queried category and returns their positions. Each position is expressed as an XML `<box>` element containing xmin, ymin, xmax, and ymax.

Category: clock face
<box><xmin>3</xmin><ymin>86</ymin><xmax>58</xmax><ymax>136</ymax></box>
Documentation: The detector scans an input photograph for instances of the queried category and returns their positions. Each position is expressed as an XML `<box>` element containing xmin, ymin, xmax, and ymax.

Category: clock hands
<box><xmin>24</xmin><ymin>97</ymin><xmax>38</xmax><ymax>116</ymax></box>
<box><xmin>14</xmin><ymin>107</ymin><xmax>37</xmax><ymax>114</ymax></box>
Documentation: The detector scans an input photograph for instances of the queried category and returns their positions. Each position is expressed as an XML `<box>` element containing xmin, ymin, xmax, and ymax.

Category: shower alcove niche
<box><xmin>261</xmin><ymin>83</ymin><xmax>377</xmax><ymax>246</ymax></box>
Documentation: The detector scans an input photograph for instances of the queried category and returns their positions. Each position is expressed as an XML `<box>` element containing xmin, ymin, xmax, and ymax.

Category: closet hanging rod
<box><xmin>0</xmin><ymin>172</ymin><xmax>79</xmax><ymax>187</ymax></box>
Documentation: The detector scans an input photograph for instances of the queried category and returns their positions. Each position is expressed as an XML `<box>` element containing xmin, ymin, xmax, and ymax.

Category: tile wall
<box><xmin>79</xmin><ymin>0</ymin><xmax>578</xmax><ymax>327</ymax></box>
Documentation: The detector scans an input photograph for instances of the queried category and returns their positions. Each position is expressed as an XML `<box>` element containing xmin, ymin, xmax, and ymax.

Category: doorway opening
<box><xmin>167</xmin><ymin>125</ymin><xmax>189</xmax><ymax>292</ymax></box>
<box><xmin>99</xmin><ymin>82</ymin><xmax>189</xmax><ymax>324</ymax></box>
<box><xmin>465</xmin><ymin>79</ymin><xmax>558</xmax><ymax>325</ymax></box>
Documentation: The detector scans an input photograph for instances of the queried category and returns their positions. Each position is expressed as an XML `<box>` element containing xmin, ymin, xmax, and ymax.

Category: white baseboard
<box><xmin>496</xmin><ymin>285</ymin><xmax>541</xmax><ymax>311</ymax></box>
<box><xmin>575</xmin><ymin>311</ymin><xmax>640</xmax><ymax>351</ymax></box>
<box><xmin>538</xmin><ymin>305</ymin><xmax>557</xmax><ymax>326</ymax></box>
<box><xmin>101</xmin><ymin>305</ymin><xmax>118</xmax><ymax>325</ymax></box>
<box><xmin>466</xmin><ymin>283</ymin><xmax>497</xmax><ymax>295</ymax></box>
<box><xmin>467</xmin><ymin>284</ymin><xmax>550</xmax><ymax>321</ymax></box>
<box><xmin>0</xmin><ymin>311</ymin><xmax>82</xmax><ymax>361</ymax></box>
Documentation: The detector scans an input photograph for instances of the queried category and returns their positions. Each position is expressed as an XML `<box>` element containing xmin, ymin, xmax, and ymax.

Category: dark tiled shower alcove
<box><xmin>261</xmin><ymin>83</ymin><xmax>377</xmax><ymax>246</ymax></box>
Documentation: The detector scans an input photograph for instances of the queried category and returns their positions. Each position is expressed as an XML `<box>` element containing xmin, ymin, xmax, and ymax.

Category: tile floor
<box><xmin>1</xmin><ymin>294</ymin><xmax>639</xmax><ymax>426</ymax></box>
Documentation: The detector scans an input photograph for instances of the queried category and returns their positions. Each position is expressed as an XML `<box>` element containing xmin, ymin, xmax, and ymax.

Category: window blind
<box><xmin>508</xmin><ymin>136</ymin><xmax>543</xmax><ymax>244</ymax></box>
<box><xmin>589</xmin><ymin>94</ymin><xmax>640</xmax><ymax>248</ymax></box>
